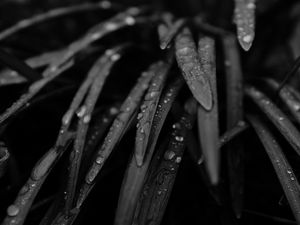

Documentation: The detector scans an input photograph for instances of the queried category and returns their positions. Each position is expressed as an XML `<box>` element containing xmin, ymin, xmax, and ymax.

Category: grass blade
<box><xmin>133</xmin><ymin>99</ymin><xmax>196</xmax><ymax>225</ymax></box>
<box><xmin>0</xmin><ymin>1</ymin><xmax>120</xmax><ymax>41</ymax></box>
<box><xmin>114</xmin><ymin>75</ymin><xmax>183</xmax><ymax>225</ymax></box>
<box><xmin>245</xmin><ymin>86</ymin><xmax>300</xmax><ymax>157</ymax></box>
<box><xmin>74</xmin><ymin>61</ymin><xmax>159</xmax><ymax>210</ymax></box>
<box><xmin>134</xmin><ymin>61</ymin><xmax>171</xmax><ymax>166</ymax></box>
<box><xmin>234</xmin><ymin>0</ymin><xmax>256</xmax><ymax>51</ymax></box>
<box><xmin>266</xmin><ymin>78</ymin><xmax>300</xmax><ymax>125</ymax></box>
<box><xmin>248</xmin><ymin>115</ymin><xmax>300</xmax><ymax>223</ymax></box>
<box><xmin>0</xmin><ymin>49</ymin><xmax>40</xmax><ymax>81</ymax></box>
<box><xmin>63</xmin><ymin>46</ymin><xmax>126</xmax><ymax>214</ymax></box>
<box><xmin>222</xmin><ymin>34</ymin><xmax>244</xmax><ymax>217</ymax></box>
<box><xmin>197</xmin><ymin>36</ymin><xmax>219</xmax><ymax>185</ymax></box>
<box><xmin>175</xmin><ymin>27</ymin><xmax>213</xmax><ymax>111</ymax></box>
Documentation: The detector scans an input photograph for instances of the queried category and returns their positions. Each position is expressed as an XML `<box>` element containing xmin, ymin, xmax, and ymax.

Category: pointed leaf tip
<box><xmin>234</xmin><ymin>0</ymin><xmax>256</xmax><ymax>51</ymax></box>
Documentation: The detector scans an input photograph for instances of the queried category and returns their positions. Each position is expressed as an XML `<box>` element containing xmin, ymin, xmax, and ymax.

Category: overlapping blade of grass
<box><xmin>197</xmin><ymin>36</ymin><xmax>219</xmax><ymax>185</ymax></box>
<box><xmin>0</xmin><ymin>49</ymin><xmax>64</xmax><ymax>86</ymax></box>
<box><xmin>0</xmin><ymin>142</ymin><xmax>9</xmax><ymax>179</ymax></box>
<box><xmin>158</xmin><ymin>14</ymin><xmax>186</xmax><ymax>50</ymax></box>
<box><xmin>133</xmin><ymin>98</ymin><xmax>196</xmax><ymax>225</ymax></box>
<box><xmin>266</xmin><ymin>78</ymin><xmax>300</xmax><ymax>125</ymax></box>
<box><xmin>1</xmin><ymin>46</ymin><xmax>116</xmax><ymax>225</ymax></box>
<box><xmin>247</xmin><ymin>115</ymin><xmax>300</xmax><ymax>224</ymax></box>
<box><xmin>114</xmin><ymin>75</ymin><xmax>183</xmax><ymax>225</ymax></box>
<box><xmin>0</xmin><ymin>7</ymin><xmax>147</xmax><ymax>126</ymax></box>
<box><xmin>233</xmin><ymin>0</ymin><xmax>256</xmax><ymax>51</ymax></box>
<box><xmin>245</xmin><ymin>86</ymin><xmax>300</xmax><ymax>156</ymax></box>
<box><xmin>222</xmin><ymin>34</ymin><xmax>244</xmax><ymax>217</ymax></box>
<box><xmin>134</xmin><ymin>61</ymin><xmax>171</xmax><ymax>166</ymax></box>
<box><xmin>0</xmin><ymin>1</ymin><xmax>121</xmax><ymax>41</ymax></box>
<box><xmin>175</xmin><ymin>27</ymin><xmax>213</xmax><ymax>111</ymax></box>
<box><xmin>74</xmin><ymin>62</ymin><xmax>160</xmax><ymax>211</ymax></box>
<box><xmin>0</xmin><ymin>59</ymin><xmax>73</xmax><ymax>126</ymax></box>
<box><xmin>2</xmin><ymin>132</ymin><xmax>74</xmax><ymax>225</ymax></box>
<box><xmin>63</xmin><ymin>45</ymin><xmax>126</xmax><ymax>214</ymax></box>
<box><xmin>0</xmin><ymin>49</ymin><xmax>40</xmax><ymax>81</ymax></box>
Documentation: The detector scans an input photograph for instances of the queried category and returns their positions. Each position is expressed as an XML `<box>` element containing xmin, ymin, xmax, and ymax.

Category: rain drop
<box><xmin>7</xmin><ymin>205</ymin><xmax>19</xmax><ymax>217</ymax></box>
<box><xmin>76</xmin><ymin>106</ymin><xmax>86</xmax><ymax>118</ymax></box>
<box><xmin>175</xmin><ymin>136</ymin><xmax>184</xmax><ymax>142</ymax></box>
<box><xmin>164</xmin><ymin>151</ymin><xmax>175</xmax><ymax>160</ymax></box>
<box><xmin>83</xmin><ymin>115</ymin><xmax>91</xmax><ymax>123</ymax></box>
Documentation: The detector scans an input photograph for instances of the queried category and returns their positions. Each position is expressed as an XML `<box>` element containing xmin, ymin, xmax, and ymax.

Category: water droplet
<box><xmin>242</xmin><ymin>34</ymin><xmax>253</xmax><ymax>43</ymax></box>
<box><xmin>111</xmin><ymin>54</ymin><xmax>120</xmax><ymax>61</ymax></box>
<box><xmin>96</xmin><ymin>155</ymin><xmax>104</xmax><ymax>164</ymax></box>
<box><xmin>7</xmin><ymin>205</ymin><xmax>19</xmax><ymax>217</ymax></box>
<box><xmin>91</xmin><ymin>33</ymin><xmax>101</xmax><ymax>40</ymax></box>
<box><xmin>172</xmin><ymin>123</ymin><xmax>181</xmax><ymax>129</ymax></box>
<box><xmin>287</xmin><ymin>170</ymin><xmax>292</xmax><ymax>174</ymax></box>
<box><xmin>164</xmin><ymin>151</ymin><xmax>175</xmax><ymax>160</ymax></box>
<box><xmin>291</xmin><ymin>177</ymin><xmax>295</xmax><ymax>181</ymax></box>
<box><xmin>62</xmin><ymin>110</ymin><xmax>72</xmax><ymax>125</ymax></box>
<box><xmin>247</xmin><ymin>2</ymin><xmax>255</xmax><ymax>9</ymax></box>
<box><xmin>83</xmin><ymin>115</ymin><xmax>91</xmax><ymax>123</ymax></box>
<box><xmin>110</xmin><ymin>107</ymin><xmax>118</xmax><ymax>115</ymax></box>
<box><xmin>100</xmin><ymin>1</ymin><xmax>111</xmax><ymax>8</ymax></box>
<box><xmin>175</xmin><ymin>136</ymin><xmax>184</xmax><ymax>142</ymax></box>
<box><xmin>175</xmin><ymin>156</ymin><xmax>182</xmax><ymax>163</ymax></box>
<box><xmin>137</xmin><ymin>113</ymin><xmax>143</xmax><ymax>120</ymax></box>
<box><xmin>105</xmin><ymin>22</ymin><xmax>117</xmax><ymax>31</ymax></box>
<box><xmin>19</xmin><ymin>185</ymin><xmax>29</xmax><ymax>195</ymax></box>
<box><xmin>125</xmin><ymin>16</ymin><xmax>135</xmax><ymax>25</ymax></box>
<box><xmin>157</xmin><ymin>190</ymin><xmax>162</xmax><ymax>195</ymax></box>
<box><xmin>76</xmin><ymin>106</ymin><xmax>86</xmax><ymax>118</ymax></box>
<box><xmin>278</xmin><ymin>117</ymin><xmax>284</xmax><ymax>121</ymax></box>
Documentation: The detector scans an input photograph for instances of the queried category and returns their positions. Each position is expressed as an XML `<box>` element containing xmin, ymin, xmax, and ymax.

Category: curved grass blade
<box><xmin>74</xmin><ymin>62</ymin><xmax>159</xmax><ymax>211</ymax></box>
<box><xmin>133</xmin><ymin>99</ymin><xmax>196</xmax><ymax>225</ymax></box>
<box><xmin>0</xmin><ymin>7</ymin><xmax>147</xmax><ymax>126</ymax></box>
<box><xmin>197</xmin><ymin>36</ymin><xmax>219</xmax><ymax>185</ymax></box>
<box><xmin>234</xmin><ymin>0</ymin><xmax>256</xmax><ymax>51</ymax></box>
<box><xmin>135</xmin><ymin>61</ymin><xmax>171</xmax><ymax>166</ymax></box>
<box><xmin>0</xmin><ymin>1</ymin><xmax>120</xmax><ymax>41</ymax></box>
<box><xmin>220</xmin><ymin>121</ymin><xmax>248</xmax><ymax>147</ymax></box>
<box><xmin>245</xmin><ymin>86</ymin><xmax>300</xmax><ymax>157</ymax></box>
<box><xmin>63</xmin><ymin>46</ymin><xmax>126</xmax><ymax>214</ymax></box>
<box><xmin>0</xmin><ymin>48</ymin><xmax>67</xmax><ymax>86</ymax></box>
<box><xmin>159</xmin><ymin>16</ymin><xmax>186</xmax><ymax>50</ymax></box>
<box><xmin>47</xmin><ymin>6</ymin><xmax>145</xmax><ymax>72</ymax></box>
<box><xmin>0</xmin><ymin>49</ymin><xmax>40</xmax><ymax>81</ymax></box>
<box><xmin>2</xmin><ymin>133</ymin><xmax>74</xmax><ymax>225</ymax></box>
<box><xmin>248</xmin><ymin>115</ymin><xmax>300</xmax><ymax>224</ymax></box>
<box><xmin>266</xmin><ymin>78</ymin><xmax>300</xmax><ymax>125</ymax></box>
<box><xmin>222</xmin><ymin>34</ymin><xmax>244</xmax><ymax>217</ymax></box>
<box><xmin>175</xmin><ymin>27</ymin><xmax>213</xmax><ymax>111</ymax></box>
<box><xmin>114</xmin><ymin>75</ymin><xmax>183</xmax><ymax>225</ymax></box>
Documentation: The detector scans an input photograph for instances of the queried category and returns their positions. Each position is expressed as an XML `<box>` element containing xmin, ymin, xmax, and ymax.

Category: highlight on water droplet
<box><xmin>7</xmin><ymin>204</ymin><xmax>19</xmax><ymax>217</ymax></box>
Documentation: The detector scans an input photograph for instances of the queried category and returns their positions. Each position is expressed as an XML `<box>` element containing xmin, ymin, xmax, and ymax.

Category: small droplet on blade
<box><xmin>234</xmin><ymin>0</ymin><xmax>256</xmax><ymax>51</ymax></box>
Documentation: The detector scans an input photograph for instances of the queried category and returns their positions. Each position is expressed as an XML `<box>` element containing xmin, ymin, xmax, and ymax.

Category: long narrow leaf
<box><xmin>0</xmin><ymin>1</ymin><xmax>120</xmax><ymax>41</ymax></box>
<box><xmin>63</xmin><ymin>46</ymin><xmax>126</xmax><ymax>214</ymax></box>
<box><xmin>197</xmin><ymin>36</ymin><xmax>219</xmax><ymax>185</ymax></box>
<box><xmin>74</xmin><ymin>62</ymin><xmax>159</xmax><ymax>210</ymax></box>
<box><xmin>248</xmin><ymin>115</ymin><xmax>300</xmax><ymax>223</ymax></box>
<box><xmin>133</xmin><ymin>99</ymin><xmax>196</xmax><ymax>225</ymax></box>
<box><xmin>234</xmin><ymin>0</ymin><xmax>256</xmax><ymax>51</ymax></box>
<box><xmin>245</xmin><ymin>86</ymin><xmax>300</xmax><ymax>157</ymax></box>
<box><xmin>175</xmin><ymin>27</ymin><xmax>213</xmax><ymax>111</ymax></box>
<box><xmin>134</xmin><ymin>61</ymin><xmax>171</xmax><ymax>166</ymax></box>
<box><xmin>114</xmin><ymin>75</ymin><xmax>183</xmax><ymax>225</ymax></box>
<box><xmin>222</xmin><ymin>34</ymin><xmax>244</xmax><ymax>217</ymax></box>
